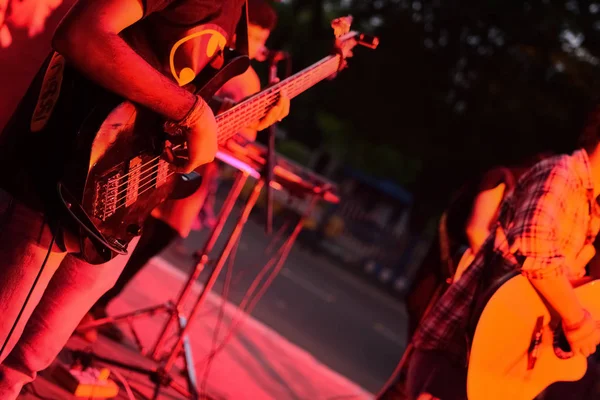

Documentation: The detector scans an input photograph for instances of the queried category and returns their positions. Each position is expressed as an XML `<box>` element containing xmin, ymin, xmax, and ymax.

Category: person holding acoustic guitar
<box><xmin>380</xmin><ymin>154</ymin><xmax>552</xmax><ymax>400</ymax></box>
<box><xmin>81</xmin><ymin>0</ymin><xmax>282</xmax><ymax>343</ymax></box>
<box><xmin>0</xmin><ymin>0</ymin><xmax>289</xmax><ymax>398</ymax></box>
<box><xmin>406</xmin><ymin>106</ymin><xmax>600</xmax><ymax>400</ymax></box>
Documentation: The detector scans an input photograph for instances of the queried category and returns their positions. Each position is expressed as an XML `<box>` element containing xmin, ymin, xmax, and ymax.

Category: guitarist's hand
<box><xmin>255</xmin><ymin>89</ymin><xmax>290</xmax><ymax>131</ymax></box>
<box><xmin>564</xmin><ymin>309</ymin><xmax>600</xmax><ymax>357</ymax></box>
<box><xmin>176</xmin><ymin>100</ymin><xmax>218</xmax><ymax>174</ymax></box>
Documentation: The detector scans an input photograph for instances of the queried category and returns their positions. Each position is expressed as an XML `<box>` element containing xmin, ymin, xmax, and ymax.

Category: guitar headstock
<box><xmin>332</xmin><ymin>16</ymin><xmax>353</xmax><ymax>39</ymax></box>
<box><xmin>331</xmin><ymin>15</ymin><xmax>380</xmax><ymax>72</ymax></box>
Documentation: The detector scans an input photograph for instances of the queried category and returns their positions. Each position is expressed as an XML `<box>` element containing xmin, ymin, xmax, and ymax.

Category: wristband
<box><xmin>164</xmin><ymin>95</ymin><xmax>206</xmax><ymax>136</ymax></box>
<box><xmin>564</xmin><ymin>309</ymin><xmax>591</xmax><ymax>332</ymax></box>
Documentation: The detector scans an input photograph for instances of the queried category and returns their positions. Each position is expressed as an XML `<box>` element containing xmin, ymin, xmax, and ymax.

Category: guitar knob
<box><xmin>127</xmin><ymin>224</ymin><xmax>142</xmax><ymax>236</ymax></box>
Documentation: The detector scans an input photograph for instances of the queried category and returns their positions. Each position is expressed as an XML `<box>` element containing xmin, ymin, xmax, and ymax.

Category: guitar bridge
<box><xmin>93</xmin><ymin>172</ymin><xmax>121</xmax><ymax>221</ymax></box>
<box><xmin>527</xmin><ymin>316</ymin><xmax>545</xmax><ymax>370</ymax></box>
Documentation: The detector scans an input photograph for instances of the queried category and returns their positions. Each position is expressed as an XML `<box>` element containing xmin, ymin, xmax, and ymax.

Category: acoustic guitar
<box><xmin>467</xmin><ymin>274</ymin><xmax>600</xmax><ymax>400</ymax></box>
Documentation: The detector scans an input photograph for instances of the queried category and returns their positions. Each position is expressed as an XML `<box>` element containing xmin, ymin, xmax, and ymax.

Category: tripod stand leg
<box><xmin>151</xmin><ymin>172</ymin><xmax>249</xmax><ymax>360</ymax></box>
<box><xmin>77</xmin><ymin>302</ymin><xmax>174</xmax><ymax>331</ymax></box>
<box><xmin>178</xmin><ymin>314</ymin><xmax>199</xmax><ymax>400</ymax></box>
<box><xmin>162</xmin><ymin>178</ymin><xmax>264</xmax><ymax>373</ymax></box>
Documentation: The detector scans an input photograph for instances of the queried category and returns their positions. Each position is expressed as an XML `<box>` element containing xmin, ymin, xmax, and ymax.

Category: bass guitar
<box><xmin>18</xmin><ymin>16</ymin><xmax>377</xmax><ymax>263</ymax></box>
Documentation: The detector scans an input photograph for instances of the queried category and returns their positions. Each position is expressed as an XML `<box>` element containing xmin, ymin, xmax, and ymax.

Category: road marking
<box><xmin>298</xmin><ymin>252</ymin><xmax>407</xmax><ymax>315</ymax></box>
<box><xmin>281</xmin><ymin>268</ymin><xmax>336</xmax><ymax>303</ymax></box>
<box><xmin>373</xmin><ymin>322</ymin><xmax>404</xmax><ymax>346</ymax></box>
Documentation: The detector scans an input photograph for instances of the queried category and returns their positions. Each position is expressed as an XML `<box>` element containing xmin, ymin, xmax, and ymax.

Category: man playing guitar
<box><xmin>0</xmin><ymin>0</ymin><xmax>288</xmax><ymax>398</ymax></box>
<box><xmin>84</xmin><ymin>0</ymin><xmax>283</xmax><ymax>342</ymax></box>
<box><xmin>407</xmin><ymin>107</ymin><xmax>600</xmax><ymax>400</ymax></box>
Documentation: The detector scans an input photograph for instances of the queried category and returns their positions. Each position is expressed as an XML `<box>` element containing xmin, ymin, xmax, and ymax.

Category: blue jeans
<box><xmin>0</xmin><ymin>190</ymin><xmax>137</xmax><ymax>399</ymax></box>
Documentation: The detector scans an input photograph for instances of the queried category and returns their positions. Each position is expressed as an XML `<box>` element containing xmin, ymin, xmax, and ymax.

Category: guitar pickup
<box><xmin>125</xmin><ymin>157</ymin><xmax>142</xmax><ymax>207</ymax></box>
<box><xmin>93</xmin><ymin>171</ymin><xmax>122</xmax><ymax>221</ymax></box>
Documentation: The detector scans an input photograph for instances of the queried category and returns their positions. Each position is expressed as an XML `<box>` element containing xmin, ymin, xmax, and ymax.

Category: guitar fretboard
<box><xmin>215</xmin><ymin>53</ymin><xmax>341</xmax><ymax>142</ymax></box>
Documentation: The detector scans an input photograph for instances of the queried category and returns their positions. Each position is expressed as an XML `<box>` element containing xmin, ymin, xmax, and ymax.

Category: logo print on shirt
<box><xmin>31</xmin><ymin>51</ymin><xmax>65</xmax><ymax>132</ymax></box>
<box><xmin>169</xmin><ymin>27</ymin><xmax>227</xmax><ymax>87</ymax></box>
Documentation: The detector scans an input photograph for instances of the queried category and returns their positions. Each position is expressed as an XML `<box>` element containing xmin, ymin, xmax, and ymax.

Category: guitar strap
<box><xmin>234</xmin><ymin>0</ymin><xmax>249</xmax><ymax>57</ymax></box>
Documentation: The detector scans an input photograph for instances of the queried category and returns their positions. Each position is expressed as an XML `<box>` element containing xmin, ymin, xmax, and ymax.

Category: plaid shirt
<box><xmin>412</xmin><ymin>150</ymin><xmax>600</xmax><ymax>364</ymax></box>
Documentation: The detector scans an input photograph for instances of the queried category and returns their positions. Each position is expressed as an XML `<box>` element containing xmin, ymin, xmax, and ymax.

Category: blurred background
<box><xmin>3</xmin><ymin>0</ymin><xmax>600</xmax><ymax>397</ymax></box>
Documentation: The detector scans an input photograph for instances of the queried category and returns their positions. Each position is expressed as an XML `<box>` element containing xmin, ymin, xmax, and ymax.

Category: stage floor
<box><xmin>17</xmin><ymin>257</ymin><xmax>371</xmax><ymax>400</ymax></box>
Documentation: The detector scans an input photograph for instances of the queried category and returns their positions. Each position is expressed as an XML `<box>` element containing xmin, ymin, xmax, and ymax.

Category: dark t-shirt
<box><xmin>445</xmin><ymin>166</ymin><xmax>516</xmax><ymax>250</ymax></box>
<box><xmin>124</xmin><ymin>0</ymin><xmax>244</xmax><ymax>74</ymax></box>
<box><xmin>405</xmin><ymin>166</ymin><xmax>517</xmax><ymax>339</ymax></box>
<box><xmin>0</xmin><ymin>0</ymin><xmax>244</xmax><ymax>213</ymax></box>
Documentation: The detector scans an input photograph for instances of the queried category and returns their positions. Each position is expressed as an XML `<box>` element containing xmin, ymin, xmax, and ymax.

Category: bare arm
<box><xmin>529</xmin><ymin>275</ymin><xmax>586</xmax><ymax>325</ymax></box>
<box><xmin>517</xmin><ymin>190</ymin><xmax>586</xmax><ymax>326</ymax></box>
<box><xmin>529</xmin><ymin>244</ymin><xmax>596</xmax><ymax>326</ymax></box>
<box><xmin>465</xmin><ymin>183</ymin><xmax>505</xmax><ymax>254</ymax></box>
<box><xmin>52</xmin><ymin>0</ymin><xmax>196</xmax><ymax>121</ymax></box>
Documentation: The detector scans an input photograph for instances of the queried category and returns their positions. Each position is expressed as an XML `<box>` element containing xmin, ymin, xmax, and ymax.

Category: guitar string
<box><xmin>217</xmin><ymin>57</ymin><xmax>338</xmax><ymax>131</ymax></box>
<box><xmin>106</xmin><ymin>58</ymin><xmax>337</xmax><ymax>186</ymax></box>
<box><xmin>99</xmin><ymin>168</ymin><xmax>167</xmax><ymax>213</ymax></box>
<box><xmin>103</xmin><ymin>86</ymin><xmax>313</xmax><ymax>210</ymax></box>
<box><xmin>107</xmin><ymin>163</ymin><xmax>170</xmax><ymax>201</ymax></box>
<box><xmin>115</xmin><ymin>171</ymin><xmax>178</xmax><ymax>212</ymax></box>
<box><xmin>214</xmin><ymin>55</ymin><xmax>336</xmax><ymax>126</ymax></box>
<box><xmin>98</xmin><ymin>58</ymin><xmax>339</xmax><ymax>211</ymax></box>
<box><xmin>108</xmin><ymin>144</ymin><xmax>182</xmax><ymax>189</ymax></box>
<box><xmin>106</xmin><ymin>91</ymin><xmax>282</xmax><ymax>189</ymax></box>
<box><xmin>104</xmin><ymin>169</ymin><xmax>177</xmax><ymax>214</ymax></box>
<box><xmin>98</xmin><ymin>91</ymin><xmax>280</xmax><ymax>210</ymax></box>
<box><xmin>108</xmin><ymin>91</ymin><xmax>280</xmax><ymax>187</ymax></box>
<box><xmin>103</xmin><ymin>85</ymin><xmax>331</xmax><ymax>214</ymax></box>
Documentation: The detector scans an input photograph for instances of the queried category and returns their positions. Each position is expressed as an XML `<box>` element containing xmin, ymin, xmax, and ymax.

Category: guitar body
<box><xmin>467</xmin><ymin>275</ymin><xmax>600</xmax><ymax>400</ymax></box>
<box><xmin>25</xmin><ymin>49</ymin><xmax>249</xmax><ymax>264</ymax></box>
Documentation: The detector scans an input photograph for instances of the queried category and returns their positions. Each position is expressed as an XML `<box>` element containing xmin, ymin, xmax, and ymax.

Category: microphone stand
<box><xmin>265</xmin><ymin>51</ymin><xmax>291</xmax><ymax>235</ymax></box>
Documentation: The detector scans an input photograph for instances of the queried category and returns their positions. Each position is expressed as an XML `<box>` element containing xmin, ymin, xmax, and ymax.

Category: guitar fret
<box><xmin>215</xmin><ymin>54</ymin><xmax>341</xmax><ymax>143</ymax></box>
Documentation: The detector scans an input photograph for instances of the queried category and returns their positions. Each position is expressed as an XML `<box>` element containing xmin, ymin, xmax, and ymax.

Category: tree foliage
<box><xmin>265</xmin><ymin>0</ymin><xmax>600</xmax><ymax>216</ymax></box>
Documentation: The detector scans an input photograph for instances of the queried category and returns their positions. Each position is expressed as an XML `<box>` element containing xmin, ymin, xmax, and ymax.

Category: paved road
<box><xmin>161</xmin><ymin>187</ymin><xmax>408</xmax><ymax>394</ymax></box>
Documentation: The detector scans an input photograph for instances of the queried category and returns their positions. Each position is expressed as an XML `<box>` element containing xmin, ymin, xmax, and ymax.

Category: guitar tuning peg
<box><xmin>331</xmin><ymin>15</ymin><xmax>353</xmax><ymax>38</ymax></box>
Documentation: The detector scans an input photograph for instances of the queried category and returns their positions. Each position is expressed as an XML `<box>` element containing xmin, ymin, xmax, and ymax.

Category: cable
<box><xmin>231</xmin><ymin>220</ymin><xmax>288</xmax><ymax>287</ymax></box>
<box><xmin>193</xmin><ymin>230</ymin><xmax>283</xmax><ymax>371</ymax></box>
<box><xmin>373</xmin><ymin>283</ymin><xmax>449</xmax><ymax>399</ymax></box>
<box><xmin>373</xmin><ymin>344</ymin><xmax>413</xmax><ymax>399</ymax></box>
<box><xmin>199</xmin><ymin>234</ymin><xmax>240</xmax><ymax>398</ymax></box>
<box><xmin>196</xmin><ymin>221</ymin><xmax>293</xmax><ymax>368</ymax></box>
<box><xmin>0</xmin><ymin>222</ymin><xmax>58</xmax><ymax>359</ymax></box>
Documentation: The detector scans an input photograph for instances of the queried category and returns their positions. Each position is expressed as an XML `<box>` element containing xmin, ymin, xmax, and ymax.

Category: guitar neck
<box><xmin>215</xmin><ymin>53</ymin><xmax>342</xmax><ymax>142</ymax></box>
